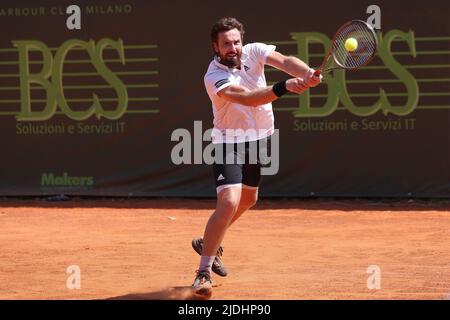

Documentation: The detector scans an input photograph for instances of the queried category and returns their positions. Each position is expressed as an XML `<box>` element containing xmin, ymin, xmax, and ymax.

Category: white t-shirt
<box><xmin>204</xmin><ymin>42</ymin><xmax>276</xmax><ymax>144</ymax></box>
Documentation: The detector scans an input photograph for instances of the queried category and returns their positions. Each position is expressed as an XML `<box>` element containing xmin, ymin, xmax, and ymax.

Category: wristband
<box><xmin>272</xmin><ymin>80</ymin><xmax>287</xmax><ymax>97</ymax></box>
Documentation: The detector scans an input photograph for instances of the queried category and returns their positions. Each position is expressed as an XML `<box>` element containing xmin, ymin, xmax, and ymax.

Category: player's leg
<box><xmin>192</xmin><ymin>186</ymin><xmax>241</xmax><ymax>294</ymax></box>
<box><xmin>202</xmin><ymin>186</ymin><xmax>241</xmax><ymax>256</ymax></box>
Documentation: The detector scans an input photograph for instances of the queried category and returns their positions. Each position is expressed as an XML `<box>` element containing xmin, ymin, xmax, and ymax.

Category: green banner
<box><xmin>0</xmin><ymin>0</ymin><xmax>449</xmax><ymax>197</ymax></box>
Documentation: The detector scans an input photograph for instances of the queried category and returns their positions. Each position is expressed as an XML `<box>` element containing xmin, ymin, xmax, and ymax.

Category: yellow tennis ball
<box><xmin>344</xmin><ymin>37</ymin><xmax>358</xmax><ymax>52</ymax></box>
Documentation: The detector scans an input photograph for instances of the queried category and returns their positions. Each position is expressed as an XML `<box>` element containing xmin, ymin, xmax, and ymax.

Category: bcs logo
<box><xmin>13</xmin><ymin>38</ymin><xmax>128</xmax><ymax>121</ymax></box>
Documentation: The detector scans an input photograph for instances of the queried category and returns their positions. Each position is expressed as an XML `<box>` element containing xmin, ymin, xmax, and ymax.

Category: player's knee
<box><xmin>217</xmin><ymin>195</ymin><xmax>240</xmax><ymax>214</ymax></box>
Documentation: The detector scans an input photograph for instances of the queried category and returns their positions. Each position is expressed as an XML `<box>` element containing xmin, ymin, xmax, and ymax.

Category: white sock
<box><xmin>199</xmin><ymin>256</ymin><xmax>215</xmax><ymax>273</ymax></box>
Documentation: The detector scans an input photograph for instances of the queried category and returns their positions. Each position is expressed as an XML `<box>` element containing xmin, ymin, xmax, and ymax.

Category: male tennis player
<box><xmin>191</xmin><ymin>17</ymin><xmax>322</xmax><ymax>296</ymax></box>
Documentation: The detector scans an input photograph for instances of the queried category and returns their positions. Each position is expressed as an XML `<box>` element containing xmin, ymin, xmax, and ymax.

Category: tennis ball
<box><xmin>344</xmin><ymin>37</ymin><xmax>358</xmax><ymax>52</ymax></box>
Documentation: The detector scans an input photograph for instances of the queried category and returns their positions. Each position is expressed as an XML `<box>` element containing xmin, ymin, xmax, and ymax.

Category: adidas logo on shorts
<box><xmin>217</xmin><ymin>174</ymin><xmax>225</xmax><ymax>181</ymax></box>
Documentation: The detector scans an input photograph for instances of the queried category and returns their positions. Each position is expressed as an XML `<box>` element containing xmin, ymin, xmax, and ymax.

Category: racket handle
<box><xmin>313</xmin><ymin>69</ymin><xmax>322</xmax><ymax>77</ymax></box>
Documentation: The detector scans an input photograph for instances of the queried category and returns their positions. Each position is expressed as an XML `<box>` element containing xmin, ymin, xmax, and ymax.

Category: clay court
<box><xmin>0</xmin><ymin>198</ymin><xmax>449</xmax><ymax>300</ymax></box>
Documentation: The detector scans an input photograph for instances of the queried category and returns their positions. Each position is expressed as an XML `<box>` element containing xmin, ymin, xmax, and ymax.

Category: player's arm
<box><xmin>217</xmin><ymin>79</ymin><xmax>307</xmax><ymax>107</ymax></box>
<box><xmin>266</xmin><ymin>51</ymin><xmax>322</xmax><ymax>87</ymax></box>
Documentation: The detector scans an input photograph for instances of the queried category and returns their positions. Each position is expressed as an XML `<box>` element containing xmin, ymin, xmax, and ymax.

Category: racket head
<box><xmin>330</xmin><ymin>20</ymin><xmax>378</xmax><ymax>70</ymax></box>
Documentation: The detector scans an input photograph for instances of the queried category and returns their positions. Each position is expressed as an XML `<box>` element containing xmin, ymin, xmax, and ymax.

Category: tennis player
<box><xmin>191</xmin><ymin>17</ymin><xmax>322</xmax><ymax>296</ymax></box>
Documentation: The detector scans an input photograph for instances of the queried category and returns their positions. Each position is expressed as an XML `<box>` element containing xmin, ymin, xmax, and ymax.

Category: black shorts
<box><xmin>212</xmin><ymin>136</ymin><xmax>271</xmax><ymax>192</ymax></box>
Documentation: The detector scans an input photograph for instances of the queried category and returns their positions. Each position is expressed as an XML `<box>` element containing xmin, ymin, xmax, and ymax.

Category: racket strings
<box><xmin>332</xmin><ymin>21</ymin><xmax>377</xmax><ymax>69</ymax></box>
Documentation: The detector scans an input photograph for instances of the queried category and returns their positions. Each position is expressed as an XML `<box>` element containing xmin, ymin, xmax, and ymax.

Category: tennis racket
<box><xmin>313</xmin><ymin>20</ymin><xmax>378</xmax><ymax>77</ymax></box>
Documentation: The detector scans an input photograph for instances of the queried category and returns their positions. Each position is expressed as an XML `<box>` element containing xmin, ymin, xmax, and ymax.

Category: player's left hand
<box><xmin>305</xmin><ymin>68</ymin><xmax>323</xmax><ymax>87</ymax></box>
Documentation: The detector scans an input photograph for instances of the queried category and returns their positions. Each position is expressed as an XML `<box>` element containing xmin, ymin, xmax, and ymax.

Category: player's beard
<box><xmin>217</xmin><ymin>50</ymin><xmax>241</xmax><ymax>68</ymax></box>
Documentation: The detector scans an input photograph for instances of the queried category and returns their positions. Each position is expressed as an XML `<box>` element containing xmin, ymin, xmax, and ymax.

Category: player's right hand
<box><xmin>286</xmin><ymin>77</ymin><xmax>309</xmax><ymax>94</ymax></box>
<box><xmin>305</xmin><ymin>68</ymin><xmax>323</xmax><ymax>87</ymax></box>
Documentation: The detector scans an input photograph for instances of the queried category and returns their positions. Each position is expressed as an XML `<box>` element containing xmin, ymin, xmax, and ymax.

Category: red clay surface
<box><xmin>0</xmin><ymin>198</ymin><xmax>449</xmax><ymax>300</ymax></box>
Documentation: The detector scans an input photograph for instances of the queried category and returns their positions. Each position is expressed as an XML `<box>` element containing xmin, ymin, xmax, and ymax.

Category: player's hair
<box><xmin>211</xmin><ymin>17</ymin><xmax>245</xmax><ymax>43</ymax></box>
